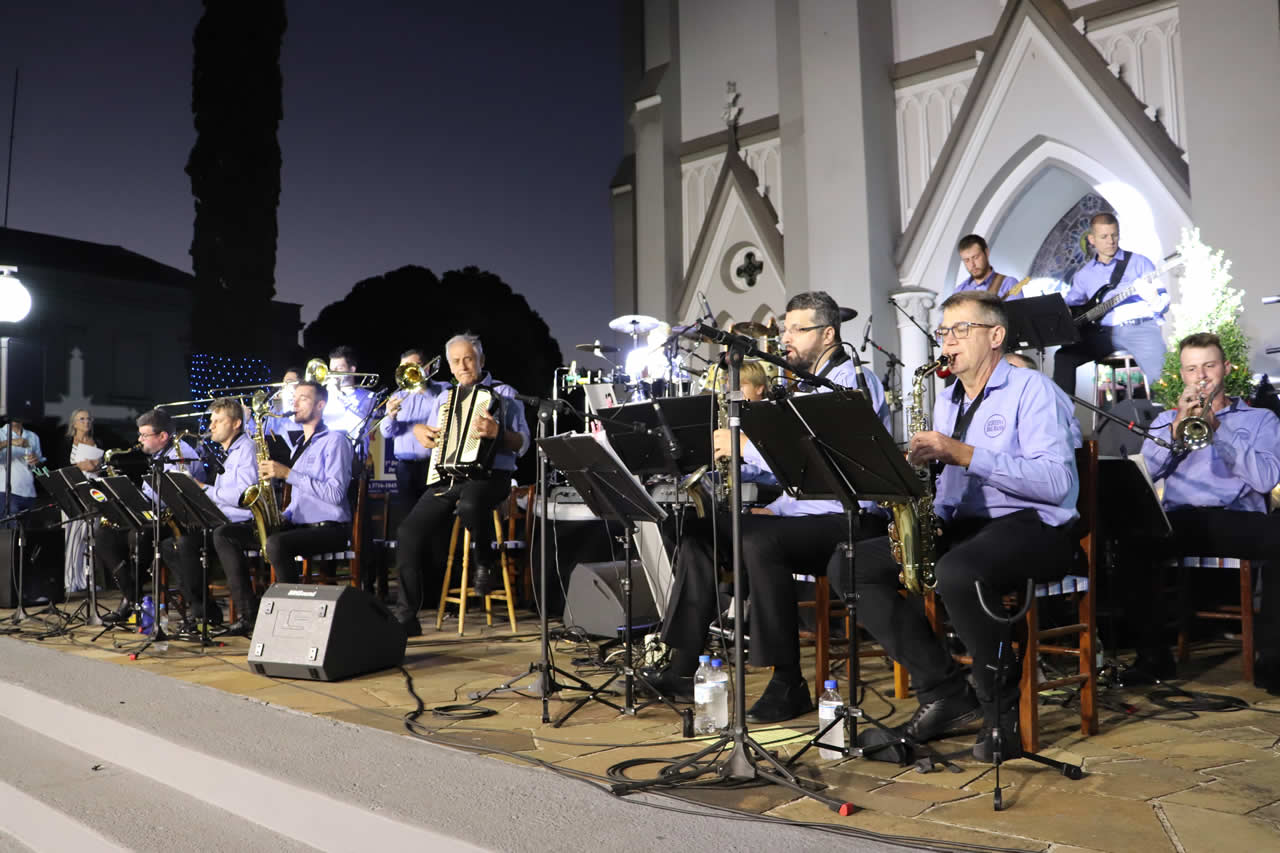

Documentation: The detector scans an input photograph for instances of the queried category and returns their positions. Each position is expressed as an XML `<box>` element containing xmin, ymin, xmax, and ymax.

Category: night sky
<box><xmin>1</xmin><ymin>1</ymin><xmax>623</xmax><ymax>363</ymax></box>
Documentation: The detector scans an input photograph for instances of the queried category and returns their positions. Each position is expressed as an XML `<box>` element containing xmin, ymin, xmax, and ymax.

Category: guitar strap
<box><xmin>985</xmin><ymin>273</ymin><xmax>1007</xmax><ymax>296</ymax></box>
<box><xmin>1091</xmin><ymin>250</ymin><xmax>1132</xmax><ymax>307</ymax></box>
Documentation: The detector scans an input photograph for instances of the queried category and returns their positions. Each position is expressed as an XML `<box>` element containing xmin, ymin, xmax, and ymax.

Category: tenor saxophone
<box><xmin>240</xmin><ymin>391</ymin><xmax>283</xmax><ymax>566</ymax></box>
<box><xmin>884</xmin><ymin>355</ymin><xmax>949</xmax><ymax>595</ymax></box>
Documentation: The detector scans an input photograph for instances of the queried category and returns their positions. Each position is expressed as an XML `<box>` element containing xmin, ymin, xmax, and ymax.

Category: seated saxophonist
<box><xmin>97</xmin><ymin>409</ymin><xmax>204</xmax><ymax>625</ymax></box>
<box><xmin>162</xmin><ymin>397</ymin><xmax>259</xmax><ymax>635</ymax></box>
<box><xmin>390</xmin><ymin>333</ymin><xmax>530</xmax><ymax>636</ymax></box>
<box><xmin>648</xmin><ymin>292</ymin><xmax>891</xmax><ymax>723</ymax></box>
<box><xmin>850</xmin><ymin>290</ymin><xmax>1079</xmax><ymax>761</ymax></box>
<box><xmin>1118</xmin><ymin>332</ymin><xmax>1280</xmax><ymax>689</ymax></box>
<box><xmin>257</xmin><ymin>381</ymin><xmax>354</xmax><ymax>585</ymax></box>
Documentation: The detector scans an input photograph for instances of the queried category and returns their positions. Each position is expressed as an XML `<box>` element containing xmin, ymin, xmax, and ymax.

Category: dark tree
<box><xmin>304</xmin><ymin>265</ymin><xmax>563</xmax><ymax>481</ymax></box>
<box><xmin>186</xmin><ymin>0</ymin><xmax>287</xmax><ymax>351</ymax></box>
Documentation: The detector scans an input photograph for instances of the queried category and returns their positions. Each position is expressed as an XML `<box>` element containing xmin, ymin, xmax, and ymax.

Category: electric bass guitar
<box><xmin>1070</xmin><ymin>254</ymin><xmax>1183</xmax><ymax>335</ymax></box>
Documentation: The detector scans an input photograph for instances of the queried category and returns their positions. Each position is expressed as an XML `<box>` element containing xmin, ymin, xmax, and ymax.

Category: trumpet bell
<box><xmin>304</xmin><ymin>358</ymin><xmax>328</xmax><ymax>384</ymax></box>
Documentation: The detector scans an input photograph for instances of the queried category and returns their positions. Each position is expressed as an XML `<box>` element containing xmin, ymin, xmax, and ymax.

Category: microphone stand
<box><xmin>888</xmin><ymin>295</ymin><xmax>939</xmax><ymax>357</ymax></box>
<box><xmin>1069</xmin><ymin>393</ymin><xmax>1181</xmax><ymax>452</ymax></box>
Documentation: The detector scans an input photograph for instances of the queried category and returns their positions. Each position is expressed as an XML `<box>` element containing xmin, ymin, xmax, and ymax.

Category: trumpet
<box><xmin>303</xmin><ymin>357</ymin><xmax>380</xmax><ymax>388</ymax></box>
<box><xmin>1174</xmin><ymin>379</ymin><xmax>1214</xmax><ymax>452</ymax></box>
<box><xmin>360</xmin><ymin>356</ymin><xmax>443</xmax><ymax>439</ymax></box>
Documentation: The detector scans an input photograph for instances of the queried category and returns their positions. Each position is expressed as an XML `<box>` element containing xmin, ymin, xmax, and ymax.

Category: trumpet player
<box><xmin>97</xmin><ymin>409</ymin><xmax>205</xmax><ymax>626</ymax></box>
<box><xmin>847</xmin><ymin>291</ymin><xmax>1078</xmax><ymax>761</ymax></box>
<box><xmin>380</xmin><ymin>348</ymin><xmax>448</xmax><ymax>513</ymax></box>
<box><xmin>1120</xmin><ymin>332</ymin><xmax>1280</xmax><ymax>689</ymax></box>
<box><xmin>321</xmin><ymin>346</ymin><xmax>375</xmax><ymax>455</ymax></box>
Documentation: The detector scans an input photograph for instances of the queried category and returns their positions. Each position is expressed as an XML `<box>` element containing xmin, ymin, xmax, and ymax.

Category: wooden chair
<box><xmin>1174</xmin><ymin>557</ymin><xmax>1255</xmax><ymax>682</ymax></box>
<box><xmin>497</xmin><ymin>484</ymin><xmax>535</xmax><ymax>604</ymax></box>
<box><xmin>436</xmin><ymin>510</ymin><xmax>519</xmax><ymax>635</ymax></box>
<box><xmin>796</xmin><ymin>573</ymin><xmax>910</xmax><ymax>704</ymax></box>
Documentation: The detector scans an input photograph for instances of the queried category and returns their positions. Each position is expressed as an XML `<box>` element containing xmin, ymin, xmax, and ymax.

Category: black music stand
<box><xmin>159</xmin><ymin>471</ymin><xmax>230</xmax><ymax>646</ymax></box>
<box><xmin>75</xmin><ymin>476</ymin><xmax>153</xmax><ymax>641</ymax></box>
<box><xmin>596</xmin><ymin>395</ymin><xmax>714</xmax><ymax>476</ymax></box>
<box><xmin>1003</xmin><ymin>295</ymin><xmax>1079</xmax><ymax>368</ymax></box>
<box><xmin>538</xmin><ymin>433</ymin><xmax>683</xmax><ymax>727</ymax></box>
<box><xmin>738</xmin><ymin>391</ymin><xmax>958</xmax><ymax>772</ymax></box>
<box><xmin>37</xmin><ymin>468</ymin><xmax>107</xmax><ymax>627</ymax></box>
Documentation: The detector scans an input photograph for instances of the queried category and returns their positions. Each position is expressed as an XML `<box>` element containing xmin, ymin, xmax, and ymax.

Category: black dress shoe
<box><xmin>895</xmin><ymin>688</ymin><xmax>983</xmax><ymax>743</ymax></box>
<box><xmin>398</xmin><ymin>617</ymin><xmax>423</xmax><ymax>638</ymax></box>
<box><xmin>1255</xmin><ymin>653</ymin><xmax>1280</xmax><ymax>695</ymax></box>
<box><xmin>101</xmin><ymin>601</ymin><xmax>133</xmax><ymax>626</ymax></box>
<box><xmin>639</xmin><ymin>667</ymin><xmax>695</xmax><ymax>703</ymax></box>
<box><xmin>471</xmin><ymin>565</ymin><xmax>496</xmax><ymax>597</ymax></box>
<box><xmin>222</xmin><ymin>617</ymin><xmax>255</xmax><ymax>637</ymax></box>
<box><xmin>746</xmin><ymin>677</ymin><xmax>814</xmax><ymax>723</ymax></box>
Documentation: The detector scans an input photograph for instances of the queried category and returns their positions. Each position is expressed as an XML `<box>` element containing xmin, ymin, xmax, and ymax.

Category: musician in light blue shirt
<box><xmin>0</xmin><ymin>419</ymin><xmax>45</xmax><ymax>521</ymax></box>
<box><xmin>1053</xmin><ymin>213</ymin><xmax>1169</xmax><ymax>394</ymax></box>
<box><xmin>951</xmin><ymin>234</ymin><xmax>1024</xmax><ymax>301</ymax></box>
<box><xmin>390</xmin><ymin>333</ymin><xmax>530</xmax><ymax>636</ymax></box>
<box><xmin>650</xmin><ymin>292</ymin><xmax>892</xmax><ymax>722</ymax></box>
<box><xmin>853</xmin><ymin>290</ymin><xmax>1080</xmax><ymax>761</ymax></box>
<box><xmin>322</xmin><ymin>346</ymin><xmax>375</xmax><ymax>457</ymax></box>
<box><xmin>162</xmin><ymin>398</ymin><xmax>257</xmax><ymax>631</ymax></box>
<box><xmin>256</xmin><ymin>381</ymin><xmax>354</xmax><ymax>591</ymax></box>
<box><xmin>1120</xmin><ymin>332</ymin><xmax>1280</xmax><ymax>690</ymax></box>
<box><xmin>379</xmin><ymin>348</ymin><xmax>449</xmax><ymax>512</ymax></box>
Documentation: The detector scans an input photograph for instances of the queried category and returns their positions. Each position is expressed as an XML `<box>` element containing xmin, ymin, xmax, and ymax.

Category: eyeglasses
<box><xmin>137</xmin><ymin>431</ymin><xmax>159</xmax><ymax>439</ymax></box>
<box><xmin>933</xmin><ymin>322</ymin><xmax>996</xmax><ymax>343</ymax></box>
<box><xmin>780</xmin><ymin>323</ymin><xmax>829</xmax><ymax>336</ymax></box>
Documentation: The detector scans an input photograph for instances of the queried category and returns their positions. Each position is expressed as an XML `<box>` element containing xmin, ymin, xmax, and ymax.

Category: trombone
<box><xmin>359</xmin><ymin>356</ymin><xmax>442</xmax><ymax>440</ymax></box>
<box><xmin>303</xmin><ymin>357</ymin><xmax>380</xmax><ymax>388</ymax></box>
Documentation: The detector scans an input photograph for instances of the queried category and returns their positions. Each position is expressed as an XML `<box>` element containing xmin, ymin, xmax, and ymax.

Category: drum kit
<box><xmin>562</xmin><ymin>313</ymin><xmax>783</xmax><ymax>409</ymax></box>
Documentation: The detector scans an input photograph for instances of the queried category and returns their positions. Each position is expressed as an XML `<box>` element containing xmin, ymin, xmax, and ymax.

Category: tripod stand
<box><xmin>39</xmin><ymin>467</ymin><xmax>107</xmax><ymax>628</ymax></box>
<box><xmin>976</xmin><ymin>579</ymin><xmax>1083</xmax><ymax>810</ymax></box>
<box><xmin>159</xmin><ymin>471</ymin><xmax>229</xmax><ymax>648</ymax></box>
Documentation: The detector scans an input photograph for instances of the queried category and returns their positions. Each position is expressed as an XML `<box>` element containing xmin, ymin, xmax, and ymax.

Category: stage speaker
<box><xmin>0</xmin><ymin>338</ymin><xmax>44</xmax><ymax>421</ymax></box>
<box><xmin>0</xmin><ymin>528</ymin><xmax>65</xmax><ymax>609</ymax></box>
<box><xmin>247</xmin><ymin>584</ymin><xmax>407</xmax><ymax>681</ymax></box>
<box><xmin>1095</xmin><ymin>398</ymin><xmax>1162</xmax><ymax>458</ymax></box>
<box><xmin>563</xmin><ymin>560</ymin><xmax>659</xmax><ymax>638</ymax></box>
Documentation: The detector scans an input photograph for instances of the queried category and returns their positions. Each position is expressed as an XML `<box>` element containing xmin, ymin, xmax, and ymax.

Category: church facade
<box><xmin>611</xmin><ymin>0</ymin><xmax>1280</xmax><ymax>432</ymax></box>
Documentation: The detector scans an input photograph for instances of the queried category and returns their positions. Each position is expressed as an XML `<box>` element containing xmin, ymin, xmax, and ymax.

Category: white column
<box><xmin>892</xmin><ymin>288</ymin><xmax>938</xmax><ymax>439</ymax></box>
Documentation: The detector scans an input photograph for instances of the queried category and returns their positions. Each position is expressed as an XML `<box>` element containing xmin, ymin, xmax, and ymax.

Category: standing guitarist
<box><xmin>1052</xmin><ymin>213</ymin><xmax>1169</xmax><ymax>395</ymax></box>
<box><xmin>952</xmin><ymin>234</ymin><xmax>1025</xmax><ymax>301</ymax></box>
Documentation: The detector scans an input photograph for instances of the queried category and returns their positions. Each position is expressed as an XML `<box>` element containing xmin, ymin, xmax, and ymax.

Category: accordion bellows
<box><xmin>426</xmin><ymin>385</ymin><xmax>501</xmax><ymax>484</ymax></box>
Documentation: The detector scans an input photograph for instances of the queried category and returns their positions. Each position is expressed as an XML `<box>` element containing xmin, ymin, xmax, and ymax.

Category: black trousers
<box><xmin>852</xmin><ymin>509</ymin><xmax>1076</xmax><ymax>704</ymax></box>
<box><xmin>1124</xmin><ymin>507</ymin><xmax>1280</xmax><ymax>656</ymax></box>
<box><xmin>394</xmin><ymin>475</ymin><xmax>511</xmax><ymax>616</ymax></box>
<box><xmin>94</xmin><ymin>525</ymin><xmax>161</xmax><ymax>602</ymax></box>
<box><xmin>211</xmin><ymin>521</ymin><xmax>260</xmax><ymax>618</ymax></box>
<box><xmin>395</xmin><ymin>459</ymin><xmax>431</xmax><ymax>515</ymax></box>
<box><xmin>661</xmin><ymin>510</ymin><xmax>886</xmax><ymax>671</ymax></box>
<box><xmin>264</xmin><ymin>522</ymin><xmax>352</xmax><ymax>584</ymax></box>
<box><xmin>161</xmin><ymin>531</ymin><xmax>222</xmax><ymax>620</ymax></box>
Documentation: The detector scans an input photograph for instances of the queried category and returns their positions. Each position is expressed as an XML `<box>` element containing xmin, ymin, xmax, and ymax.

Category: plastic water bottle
<box><xmin>709</xmin><ymin>658</ymin><xmax>730</xmax><ymax>730</ymax></box>
<box><xmin>139</xmin><ymin>595</ymin><xmax>155</xmax><ymax>635</ymax></box>
<box><xmin>155</xmin><ymin>604</ymin><xmax>170</xmax><ymax>652</ymax></box>
<box><xmin>693</xmin><ymin>655</ymin><xmax>716</xmax><ymax>734</ymax></box>
<box><xmin>817</xmin><ymin>679</ymin><xmax>845</xmax><ymax>760</ymax></box>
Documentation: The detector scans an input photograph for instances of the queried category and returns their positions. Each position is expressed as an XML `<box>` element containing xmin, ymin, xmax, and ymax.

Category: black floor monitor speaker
<box><xmin>1095</xmin><ymin>398</ymin><xmax>1162</xmax><ymax>458</ymax></box>
<box><xmin>563</xmin><ymin>560</ymin><xmax>659</xmax><ymax>638</ymax></box>
<box><xmin>0</xmin><ymin>528</ymin><xmax>65</xmax><ymax>609</ymax></box>
<box><xmin>247</xmin><ymin>584</ymin><xmax>407</xmax><ymax>681</ymax></box>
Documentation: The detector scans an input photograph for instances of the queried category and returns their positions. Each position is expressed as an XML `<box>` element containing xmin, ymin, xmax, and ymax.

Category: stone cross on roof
<box><xmin>722</xmin><ymin>81</ymin><xmax>742</xmax><ymax>150</ymax></box>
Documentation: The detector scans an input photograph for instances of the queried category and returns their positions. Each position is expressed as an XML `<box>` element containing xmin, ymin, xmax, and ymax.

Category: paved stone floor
<box><xmin>6</xmin><ymin>600</ymin><xmax>1280</xmax><ymax>853</ymax></box>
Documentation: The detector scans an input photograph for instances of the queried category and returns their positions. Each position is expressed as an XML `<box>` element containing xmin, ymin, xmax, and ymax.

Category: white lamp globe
<box><xmin>0</xmin><ymin>268</ymin><xmax>32</xmax><ymax>323</ymax></box>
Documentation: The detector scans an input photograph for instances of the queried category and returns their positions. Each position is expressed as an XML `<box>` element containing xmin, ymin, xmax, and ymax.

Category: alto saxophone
<box><xmin>884</xmin><ymin>355</ymin><xmax>949</xmax><ymax>595</ymax></box>
<box><xmin>679</xmin><ymin>374</ymin><xmax>732</xmax><ymax>516</ymax></box>
<box><xmin>240</xmin><ymin>391</ymin><xmax>283</xmax><ymax>566</ymax></box>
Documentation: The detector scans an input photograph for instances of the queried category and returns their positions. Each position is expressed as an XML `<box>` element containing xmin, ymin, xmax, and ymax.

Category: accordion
<box><xmin>426</xmin><ymin>385</ymin><xmax>501</xmax><ymax>485</ymax></box>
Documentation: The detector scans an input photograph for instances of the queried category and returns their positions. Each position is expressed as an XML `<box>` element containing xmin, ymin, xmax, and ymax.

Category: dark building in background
<box><xmin>0</xmin><ymin>226</ymin><xmax>301</xmax><ymax>431</ymax></box>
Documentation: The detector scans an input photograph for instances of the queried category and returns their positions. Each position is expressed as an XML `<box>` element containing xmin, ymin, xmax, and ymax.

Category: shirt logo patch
<box><xmin>984</xmin><ymin>414</ymin><xmax>1006</xmax><ymax>437</ymax></box>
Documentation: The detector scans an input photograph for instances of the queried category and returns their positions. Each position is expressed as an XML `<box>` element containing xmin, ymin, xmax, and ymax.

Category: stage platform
<box><xmin>3</xmin><ymin>595</ymin><xmax>1280</xmax><ymax>852</ymax></box>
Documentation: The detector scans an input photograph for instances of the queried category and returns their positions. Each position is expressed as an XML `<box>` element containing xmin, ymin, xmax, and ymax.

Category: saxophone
<box><xmin>884</xmin><ymin>354</ymin><xmax>949</xmax><ymax>595</ymax></box>
<box><xmin>240</xmin><ymin>391</ymin><xmax>283</xmax><ymax>566</ymax></box>
<box><xmin>678</xmin><ymin>372</ymin><xmax>731</xmax><ymax>516</ymax></box>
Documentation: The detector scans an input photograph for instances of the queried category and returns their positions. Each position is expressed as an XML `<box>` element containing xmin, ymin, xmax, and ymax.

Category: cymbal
<box><xmin>731</xmin><ymin>321</ymin><xmax>770</xmax><ymax>338</ymax></box>
<box><xmin>838</xmin><ymin>306</ymin><xmax>858</xmax><ymax>323</ymax></box>
<box><xmin>608</xmin><ymin>314</ymin><xmax>661</xmax><ymax>334</ymax></box>
<box><xmin>575</xmin><ymin>342</ymin><xmax>619</xmax><ymax>354</ymax></box>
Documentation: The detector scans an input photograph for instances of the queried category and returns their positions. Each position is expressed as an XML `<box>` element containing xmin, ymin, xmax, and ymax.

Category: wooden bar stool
<box><xmin>436</xmin><ymin>510</ymin><xmax>518</xmax><ymax>635</ymax></box>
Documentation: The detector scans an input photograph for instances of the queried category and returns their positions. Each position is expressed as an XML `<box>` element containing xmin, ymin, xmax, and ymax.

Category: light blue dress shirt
<box><xmin>954</xmin><ymin>269</ymin><xmax>1024</xmax><ymax>301</ymax></box>
<box><xmin>429</xmin><ymin>373</ymin><xmax>530</xmax><ymax>473</ymax></box>
<box><xmin>380</xmin><ymin>381</ymin><xmax>449</xmax><ymax>461</ymax></box>
<box><xmin>1143</xmin><ymin>398</ymin><xmax>1280</xmax><ymax>514</ymax></box>
<box><xmin>284</xmin><ymin>425</ymin><xmax>353</xmax><ymax>524</ymax></box>
<box><xmin>931</xmin><ymin>359</ymin><xmax>1079</xmax><ymax>528</ymax></box>
<box><xmin>204</xmin><ymin>432</ymin><xmax>256</xmax><ymax>523</ymax></box>
<box><xmin>1065</xmin><ymin>249</ymin><xmax>1167</xmax><ymax>326</ymax></box>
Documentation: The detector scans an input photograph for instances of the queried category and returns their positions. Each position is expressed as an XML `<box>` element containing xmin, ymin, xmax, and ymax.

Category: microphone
<box><xmin>512</xmin><ymin>392</ymin><xmax>571</xmax><ymax>411</ymax></box>
<box><xmin>697</xmin><ymin>292</ymin><xmax>716</xmax><ymax>326</ymax></box>
<box><xmin>861</xmin><ymin>316</ymin><xmax>872</xmax><ymax>352</ymax></box>
<box><xmin>650</xmin><ymin>400</ymin><xmax>683</xmax><ymax>460</ymax></box>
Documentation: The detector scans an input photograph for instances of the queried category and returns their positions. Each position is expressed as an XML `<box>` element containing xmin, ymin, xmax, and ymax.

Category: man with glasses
<box><xmin>97</xmin><ymin>409</ymin><xmax>204</xmax><ymax>625</ymax></box>
<box><xmin>845</xmin><ymin>290</ymin><xmax>1079</xmax><ymax>761</ymax></box>
<box><xmin>648</xmin><ymin>291</ymin><xmax>891</xmax><ymax>723</ymax></box>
